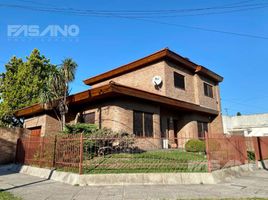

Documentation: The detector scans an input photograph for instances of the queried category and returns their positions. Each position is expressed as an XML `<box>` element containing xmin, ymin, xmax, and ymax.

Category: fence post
<box><xmin>79</xmin><ymin>133</ymin><xmax>83</xmax><ymax>175</ymax></box>
<box><xmin>52</xmin><ymin>135</ymin><xmax>57</xmax><ymax>168</ymax></box>
<box><xmin>254</xmin><ymin>137</ymin><xmax>262</xmax><ymax>168</ymax></box>
<box><xmin>253</xmin><ymin>137</ymin><xmax>259</xmax><ymax>168</ymax></box>
<box><xmin>205</xmin><ymin>132</ymin><xmax>212</xmax><ymax>172</ymax></box>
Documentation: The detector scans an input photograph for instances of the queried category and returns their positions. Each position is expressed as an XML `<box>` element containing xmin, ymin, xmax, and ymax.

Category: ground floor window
<box><xmin>133</xmin><ymin>111</ymin><xmax>153</xmax><ymax>137</ymax></box>
<box><xmin>197</xmin><ymin>121</ymin><xmax>208</xmax><ymax>138</ymax></box>
<box><xmin>82</xmin><ymin>112</ymin><xmax>95</xmax><ymax>124</ymax></box>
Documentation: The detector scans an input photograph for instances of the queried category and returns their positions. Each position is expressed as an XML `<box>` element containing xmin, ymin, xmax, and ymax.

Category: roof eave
<box><xmin>83</xmin><ymin>48</ymin><xmax>168</xmax><ymax>85</ymax></box>
<box><xmin>83</xmin><ymin>48</ymin><xmax>223</xmax><ymax>86</ymax></box>
<box><xmin>15</xmin><ymin>82</ymin><xmax>219</xmax><ymax>118</ymax></box>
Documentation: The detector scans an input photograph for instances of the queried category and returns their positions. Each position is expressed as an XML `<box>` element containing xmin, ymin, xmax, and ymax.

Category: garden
<box><xmin>18</xmin><ymin>123</ymin><xmax>257</xmax><ymax>174</ymax></box>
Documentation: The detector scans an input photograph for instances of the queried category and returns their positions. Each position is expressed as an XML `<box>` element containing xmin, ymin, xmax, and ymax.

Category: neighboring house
<box><xmin>15</xmin><ymin>48</ymin><xmax>224</xmax><ymax>149</ymax></box>
<box><xmin>223</xmin><ymin>114</ymin><xmax>268</xmax><ymax>137</ymax></box>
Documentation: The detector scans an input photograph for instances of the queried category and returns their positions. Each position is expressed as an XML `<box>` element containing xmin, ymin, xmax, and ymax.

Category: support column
<box><xmin>168</xmin><ymin>117</ymin><xmax>177</xmax><ymax>148</ymax></box>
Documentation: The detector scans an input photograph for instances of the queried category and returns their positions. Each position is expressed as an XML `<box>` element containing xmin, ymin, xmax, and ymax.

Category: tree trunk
<box><xmin>62</xmin><ymin>113</ymin><xmax>65</xmax><ymax>131</ymax></box>
<box><xmin>62</xmin><ymin>81</ymin><xmax>68</xmax><ymax>130</ymax></box>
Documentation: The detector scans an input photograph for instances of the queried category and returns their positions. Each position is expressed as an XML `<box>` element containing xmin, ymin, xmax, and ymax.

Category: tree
<box><xmin>41</xmin><ymin>58</ymin><xmax>77</xmax><ymax>130</ymax></box>
<box><xmin>236</xmin><ymin>112</ymin><xmax>242</xmax><ymax>116</ymax></box>
<box><xmin>0</xmin><ymin>49</ymin><xmax>56</xmax><ymax>127</ymax></box>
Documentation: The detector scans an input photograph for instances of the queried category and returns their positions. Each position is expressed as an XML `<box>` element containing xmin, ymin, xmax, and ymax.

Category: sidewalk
<box><xmin>0</xmin><ymin>168</ymin><xmax>268</xmax><ymax>200</ymax></box>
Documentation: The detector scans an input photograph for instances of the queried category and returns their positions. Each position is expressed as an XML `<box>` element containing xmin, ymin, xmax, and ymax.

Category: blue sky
<box><xmin>0</xmin><ymin>0</ymin><xmax>267</xmax><ymax>116</ymax></box>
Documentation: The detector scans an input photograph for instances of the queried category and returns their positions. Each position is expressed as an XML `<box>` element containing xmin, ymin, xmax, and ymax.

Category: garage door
<box><xmin>29</xmin><ymin>127</ymin><xmax>41</xmax><ymax>137</ymax></box>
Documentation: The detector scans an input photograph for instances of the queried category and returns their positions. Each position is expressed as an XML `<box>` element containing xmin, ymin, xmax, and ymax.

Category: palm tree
<box><xmin>60</xmin><ymin>58</ymin><xmax>77</xmax><ymax>129</ymax></box>
<box><xmin>41</xmin><ymin>58</ymin><xmax>77</xmax><ymax>130</ymax></box>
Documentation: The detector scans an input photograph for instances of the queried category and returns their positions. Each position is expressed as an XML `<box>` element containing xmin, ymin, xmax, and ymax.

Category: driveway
<box><xmin>0</xmin><ymin>168</ymin><xmax>268</xmax><ymax>200</ymax></box>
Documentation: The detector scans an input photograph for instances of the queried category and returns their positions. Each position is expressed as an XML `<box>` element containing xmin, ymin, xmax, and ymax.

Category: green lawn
<box><xmin>0</xmin><ymin>191</ymin><xmax>21</xmax><ymax>200</ymax></box>
<box><xmin>81</xmin><ymin>149</ymin><xmax>208</xmax><ymax>174</ymax></box>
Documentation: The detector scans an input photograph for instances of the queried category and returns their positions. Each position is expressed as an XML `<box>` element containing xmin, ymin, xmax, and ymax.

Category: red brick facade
<box><xmin>21</xmin><ymin>49</ymin><xmax>224</xmax><ymax>149</ymax></box>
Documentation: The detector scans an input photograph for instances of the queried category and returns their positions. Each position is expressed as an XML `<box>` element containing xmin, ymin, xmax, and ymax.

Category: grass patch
<box><xmin>58</xmin><ymin>149</ymin><xmax>208</xmax><ymax>174</ymax></box>
<box><xmin>0</xmin><ymin>191</ymin><xmax>21</xmax><ymax>200</ymax></box>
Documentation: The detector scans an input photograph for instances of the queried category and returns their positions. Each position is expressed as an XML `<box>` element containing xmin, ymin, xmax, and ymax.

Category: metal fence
<box><xmin>15</xmin><ymin>133</ymin><xmax>267</xmax><ymax>174</ymax></box>
<box><xmin>253</xmin><ymin>137</ymin><xmax>268</xmax><ymax>161</ymax></box>
<box><xmin>206</xmin><ymin>134</ymin><xmax>256</xmax><ymax>171</ymax></box>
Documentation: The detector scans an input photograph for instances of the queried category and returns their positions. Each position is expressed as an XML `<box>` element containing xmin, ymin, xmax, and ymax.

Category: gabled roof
<box><xmin>83</xmin><ymin>48</ymin><xmax>223</xmax><ymax>86</ymax></box>
<box><xmin>15</xmin><ymin>82</ymin><xmax>218</xmax><ymax>118</ymax></box>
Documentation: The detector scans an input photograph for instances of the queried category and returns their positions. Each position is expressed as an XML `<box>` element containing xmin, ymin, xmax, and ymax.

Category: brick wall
<box><xmin>0</xmin><ymin>127</ymin><xmax>29</xmax><ymax>164</ymax></box>
<box><xmin>196</xmin><ymin>75</ymin><xmax>219</xmax><ymax>111</ymax></box>
<box><xmin>24</xmin><ymin>115</ymin><xmax>46</xmax><ymax>135</ymax></box>
<box><xmin>24</xmin><ymin>113</ymin><xmax>61</xmax><ymax>137</ymax></box>
<box><xmin>44</xmin><ymin>114</ymin><xmax>61</xmax><ymax>136</ymax></box>
<box><xmin>210</xmin><ymin>114</ymin><xmax>224</xmax><ymax>134</ymax></box>
<box><xmin>91</xmin><ymin>60</ymin><xmax>221</xmax><ymax>113</ymax></box>
<box><xmin>92</xmin><ymin>61</ymin><xmax>167</xmax><ymax>97</ymax></box>
<box><xmin>164</xmin><ymin>61</ymin><xmax>196</xmax><ymax>104</ymax></box>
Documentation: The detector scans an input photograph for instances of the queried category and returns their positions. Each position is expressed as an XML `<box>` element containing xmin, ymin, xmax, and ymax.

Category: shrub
<box><xmin>247</xmin><ymin>151</ymin><xmax>255</xmax><ymax>161</ymax></box>
<box><xmin>185</xmin><ymin>139</ymin><xmax>206</xmax><ymax>152</ymax></box>
<box><xmin>63</xmin><ymin>123</ymin><xmax>135</xmax><ymax>156</ymax></box>
<box><xmin>63</xmin><ymin>123</ymin><xmax>98</xmax><ymax>135</ymax></box>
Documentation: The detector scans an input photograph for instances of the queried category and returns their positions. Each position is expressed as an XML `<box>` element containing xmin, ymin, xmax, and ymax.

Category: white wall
<box><xmin>222</xmin><ymin>114</ymin><xmax>268</xmax><ymax>136</ymax></box>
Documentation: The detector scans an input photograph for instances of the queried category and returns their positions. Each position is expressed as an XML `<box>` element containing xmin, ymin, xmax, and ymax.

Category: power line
<box><xmin>1</xmin><ymin>2</ymin><xmax>268</xmax><ymax>16</ymax></box>
<box><xmin>125</xmin><ymin>17</ymin><xmax>268</xmax><ymax>40</ymax></box>
<box><xmin>1</xmin><ymin>2</ymin><xmax>268</xmax><ymax>40</ymax></box>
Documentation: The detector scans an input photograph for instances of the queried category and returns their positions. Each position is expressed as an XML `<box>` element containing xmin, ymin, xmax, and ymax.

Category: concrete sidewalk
<box><xmin>0</xmin><ymin>169</ymin><xmax>268</xmax><ymax>200</ymax></box>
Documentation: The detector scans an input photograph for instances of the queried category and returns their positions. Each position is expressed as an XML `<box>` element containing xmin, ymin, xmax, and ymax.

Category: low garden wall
<box><xmin>0</xmin><ymin>127</ymin><xmax>29</xmax><ymax>164</ymax></box>
<box><xmin>1</xmin><ymin>163</ymin><xmax>257</xmax><ymax>186</ymax></box>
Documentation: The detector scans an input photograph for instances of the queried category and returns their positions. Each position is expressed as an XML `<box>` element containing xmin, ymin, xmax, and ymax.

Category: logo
<box><xmin>7</xmin><ymin>25</ymin><xmax>79</xmax><ymax>41</ymax></box>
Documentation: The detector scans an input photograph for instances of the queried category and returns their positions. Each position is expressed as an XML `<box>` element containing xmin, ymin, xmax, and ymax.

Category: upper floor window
<box><xmin>83</xmin><ymin>112</ymin><xmax>95</xmax><ymax>124</ymax></box>
<box><xmin>204</xmin><ymin>82</ymin><xmax>213</xmax><ymax>98</ymax></box>
<box><xmin>133</xmin><ymin>111</ymin><xmax>153</xmax><ymax>137</ymax></box>
<box><xmin>174</xmin><ymin>72</ymin><xmax>185</xmax><ymax>90</ymax></box>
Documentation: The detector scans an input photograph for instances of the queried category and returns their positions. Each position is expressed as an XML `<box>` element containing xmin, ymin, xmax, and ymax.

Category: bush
<box><xmin>185</xmin><ymin>139</ymin><xmax>206</xmax><ymax>152</ymax></box>
<box><xmin>63</xmin><ymin>123</ymin><xmax>135</xmax><ymax>156</ymax></box>
<box><xmin>247</xmin><ymin>151</ymin><xmax>255</xmax><ymax>161</ymax></box>
<box><xmin>63</xmin><ymin>123</ymin><xmax>98</xmax><ymax>135</ymax></box>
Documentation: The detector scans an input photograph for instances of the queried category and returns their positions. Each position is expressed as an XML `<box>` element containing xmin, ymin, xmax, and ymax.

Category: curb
<box><xmin>0</xmin><ymin>163</ymin><xmax>257</xmax><ymax>186</ymax></box>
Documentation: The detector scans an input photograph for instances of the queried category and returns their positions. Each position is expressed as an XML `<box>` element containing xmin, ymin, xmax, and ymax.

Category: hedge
<box><xmin>185</xmin><ymin>139</ymin><xmax>206</xmax><ymax>152</ymax></box>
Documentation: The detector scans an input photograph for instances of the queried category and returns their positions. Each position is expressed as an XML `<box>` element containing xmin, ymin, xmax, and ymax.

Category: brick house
<box><xmin>15</xmin><ymin>48</ymin><xmax>224</xmax><ymax>149</ymax></box>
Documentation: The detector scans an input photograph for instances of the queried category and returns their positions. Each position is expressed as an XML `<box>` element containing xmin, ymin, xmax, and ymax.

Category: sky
<box><xmin>0</xmin><ymin>0</ymin><xmax>267</xmax><ymax>116</ymax></box>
